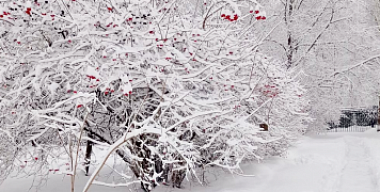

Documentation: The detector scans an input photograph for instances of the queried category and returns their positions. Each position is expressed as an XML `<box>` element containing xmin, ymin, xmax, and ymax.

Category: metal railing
<box><xmin>325</xmin><ymin>126</ymin><xmax>373</xmax><ymax>132</ymax></box>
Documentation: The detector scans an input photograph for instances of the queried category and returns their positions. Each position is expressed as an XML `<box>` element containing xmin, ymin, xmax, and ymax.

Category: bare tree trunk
<box><xmin>84</xmin><ymin>132</ymin><xmax>94</xmax><ymax>176</ymax></box>
<box><xmin>377</xmin><ymin>95</ymin><xmax>380</xmax><ymax>131</ymax></box>
<box><xmin>172</xmin><ymin>169</ymin><xmax>186</xmax><ymax>188</ymax></box>
<box><xmin>285</xmin><ymin>0</ymin><xmax>297</xmax><ymax>69</ymax></box>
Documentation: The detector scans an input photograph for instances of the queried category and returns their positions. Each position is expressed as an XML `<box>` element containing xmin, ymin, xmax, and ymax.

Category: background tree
<box><xmin>257</xmin><ymin>0</ymin><xmax>380</xmax><ymax>130</ymax></box>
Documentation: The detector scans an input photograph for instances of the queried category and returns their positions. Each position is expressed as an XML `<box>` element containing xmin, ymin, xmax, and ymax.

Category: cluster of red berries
<box><xmin>250</xmin><ymin>10</ymin><xmax>266</xmax><ymax>20</ymax></box>
<box><xmin>67</xmin><ymin>90</ymin><xmax>78</xmax><ymax>94</ymax></box>
<box><xmin>105</xmin><ymin>87</ymin><xmax>114</xmax><ymax>95</ymax></box>
<box><xmin>86</xmin><ymin>75</ymin><xmax>97</xmax><ymax>80</ymax></box>
<box><xmin>106</xmin><ymin>22</ymin><xmax>118</xmax><ymax>28</ymax></box>
<box><xmin>221</xmin><ymin>14</ymin><xmax>239</xmax><ymax>21</ymax></box>
<box><xmin>255</xmin><ymin>16</ymin><xmax>266</xmax><ymax>20</ymax></box>
<box><xmin>0</xmin><ymin>11</ymin><xmax>10</xmax><ymax>18</ymax></box>
<box><xmin>261</xmin><ymin>84</ymin><xmax>279</xmax><ymax>97</ymax></box>
<box><xmin>123</xmin><ymin>90</ymin><xmax>133</xmax><ymax>96</ymax></box>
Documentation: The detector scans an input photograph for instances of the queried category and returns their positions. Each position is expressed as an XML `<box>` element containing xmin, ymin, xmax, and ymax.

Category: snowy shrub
<box><xmin>0</xmin><ymin>0</ymin><xmax>310</xmax><ymax>191</ymax></box>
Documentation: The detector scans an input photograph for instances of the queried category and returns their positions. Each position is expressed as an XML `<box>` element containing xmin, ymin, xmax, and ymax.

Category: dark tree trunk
<box><xmin>84</xmin><ymin>132</ymin><xmax>94</xmax><ymax>176</ymax></box>
<box><xmin>378</xmin><ymin>96</ymin><xmax>380</xmax><ymax>131</ymax></box>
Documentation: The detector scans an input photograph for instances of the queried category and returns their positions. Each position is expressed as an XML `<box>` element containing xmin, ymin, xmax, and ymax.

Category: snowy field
<box><xmin>2</xmin><ymin>128</ymin><xmax>380</xmax><ymax>192</ymax></box>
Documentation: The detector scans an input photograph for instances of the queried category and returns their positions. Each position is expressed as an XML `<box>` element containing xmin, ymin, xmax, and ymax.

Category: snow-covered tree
<box><xmin>0</xmin><ymin>0</ymin><xmax>309</xmax><ymax>191</ymax></box>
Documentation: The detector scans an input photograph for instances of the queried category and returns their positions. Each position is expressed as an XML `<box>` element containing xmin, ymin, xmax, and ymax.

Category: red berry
<box><xmin>149</xmin><ymin>31</ymin><xmax>154</xmax><ymax>34</ymax></box>
<box><xmin>129</xmin><ymin>91</ymin><xmax>132</xmax><ymax>94</ymax></box>
<box><xmin>221</xmin><ymin>14</ymin><xmax>226</xmax><ymax>17</ymax></box>
<box><xmin>255</xmin><ymin>10</ymin><xmax>259</xmax><ymax>14</ymax></box>
<box><xmin>73</xmin><ymin>91</ymin><xmax>77</xmax><ymax>93</ymax></box>
<box><xmin>25</xmin><ymin>8</ymin><xmax>31</xmax><ymax>15</ymax></box>
<box><xmin>77</xmin><ymin>104</ymin><xmax>83</xmax><ymax>108</ymax></box>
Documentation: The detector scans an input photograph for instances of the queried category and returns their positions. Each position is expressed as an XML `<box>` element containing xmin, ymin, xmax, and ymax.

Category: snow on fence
<box><xmin>325</xmin><ymin>126</ymin><xmax>373</xmax><ymax>133</ymax></box>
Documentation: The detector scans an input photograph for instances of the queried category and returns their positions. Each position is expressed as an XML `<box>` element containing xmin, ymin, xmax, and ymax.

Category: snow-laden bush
<box><xmin>0</xmin><ymin>0</ymin><xmax>310</xmax><ymax>191</ymax></box>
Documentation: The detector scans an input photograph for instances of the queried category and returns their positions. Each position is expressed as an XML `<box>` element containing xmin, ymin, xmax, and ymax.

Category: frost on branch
<box><xmin>0</xmin><ymin>0</ymin><xmax>309</xmax><ymax>191</ymax></box>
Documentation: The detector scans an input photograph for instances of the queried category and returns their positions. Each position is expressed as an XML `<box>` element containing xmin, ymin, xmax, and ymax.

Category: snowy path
<box><xmin>248</xmin><ymin>133</ymin><xmax>380</xmax><ymax>192</ymax></box>
<box><xmin>3</xmin><ymin>130</ymin><xmax>380</xmax><ymax>192</ymax></box>
<box><xmin>338</xmin><ymin>137</ymin><xmax>378</xmax><ymax>192</ymax></box>
<box><xmin>171</xmin><ymin>130</ymin><xmax>380</xmax><ymax>192</ymax></box>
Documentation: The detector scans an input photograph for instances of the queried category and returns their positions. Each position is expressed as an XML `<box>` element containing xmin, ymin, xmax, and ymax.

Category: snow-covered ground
<box><xmin>2</xmin><ymin>128</ymin><xmax>380</xmax><ymax>192</ymax></box>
